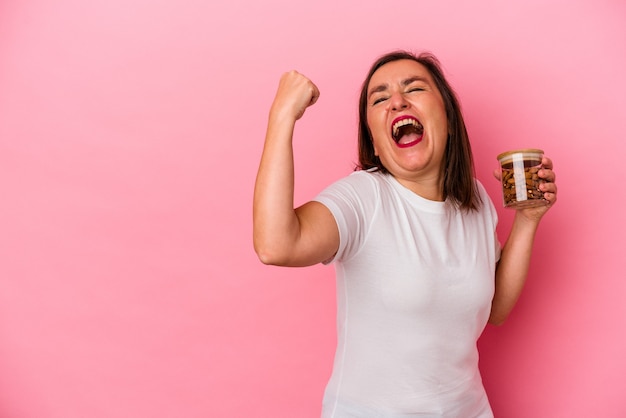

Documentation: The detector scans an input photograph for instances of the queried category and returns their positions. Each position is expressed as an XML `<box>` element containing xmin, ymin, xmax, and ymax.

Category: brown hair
<box><xmin>357</xmin><ymin>50</ymin><xmax>481</xmax><ymax>211</ymax></box>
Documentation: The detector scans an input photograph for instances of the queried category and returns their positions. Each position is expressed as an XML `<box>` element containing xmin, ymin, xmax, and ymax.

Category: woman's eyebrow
<box><xmin>402</xmin><ymin>76</ymin><xmax>429</xmax><ymax>86</ymax></box>
<box><xmin>369</xmin><ymin>76</ymin><xmax>430</xmax><ymax>98</ymax></box>
<box><xmin>368</xmin><ymin>83</ymin><xmax>388</xmax><ymax>98</ymax></box>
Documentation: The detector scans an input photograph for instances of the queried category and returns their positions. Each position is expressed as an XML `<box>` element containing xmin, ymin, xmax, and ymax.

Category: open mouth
<box><xmin>392</xmin><ymin>116</ymin><xmax>424</xmax><ymax>148</ymax></box>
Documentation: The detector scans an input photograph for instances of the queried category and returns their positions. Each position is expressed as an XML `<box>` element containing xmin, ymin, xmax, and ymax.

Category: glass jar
<box><xmin>497</xmin><ymin>149</ymin><xmax>547</xmax><ymax>209</ymax></box>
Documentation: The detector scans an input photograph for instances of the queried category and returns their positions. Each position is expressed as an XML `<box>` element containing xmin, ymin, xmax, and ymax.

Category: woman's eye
<box><xmin>372</xmin><ymin>97</ymin><xmax>388</xmax><ymax>105</ymax></box>
<box><xmin>408</xmin><ymin>87</ymin><xmax>424</xmax><ymax>93</ymax></box>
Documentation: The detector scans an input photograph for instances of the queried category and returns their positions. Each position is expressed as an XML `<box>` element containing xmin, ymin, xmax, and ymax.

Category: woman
<box><xmin>253</xmin><ymin>51</ymin><xmax>557</xmax><ymax>417</ymax></box>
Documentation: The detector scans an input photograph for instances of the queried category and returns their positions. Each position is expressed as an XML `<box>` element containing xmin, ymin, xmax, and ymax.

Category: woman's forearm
<box><xmin>489</xmin><ymin>213</ymin><xmax>541</xmax><ymax>325</ymax></box>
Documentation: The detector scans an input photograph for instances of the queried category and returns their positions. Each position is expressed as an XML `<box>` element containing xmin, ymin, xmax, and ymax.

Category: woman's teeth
<box><xmin>392</xmin><ymin>118</ymin><xmax>424</xmax><ymax>143</ymax></box>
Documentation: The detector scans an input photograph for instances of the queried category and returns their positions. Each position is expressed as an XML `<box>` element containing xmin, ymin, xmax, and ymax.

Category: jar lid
<box><xmin>497</xmin><ymin>148</ymin><xmax>544</xmax><ymax>162</ymax></box>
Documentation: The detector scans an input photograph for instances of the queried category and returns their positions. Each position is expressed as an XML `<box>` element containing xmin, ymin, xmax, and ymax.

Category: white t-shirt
<box><xmin>314</xmin><ymin>169</ymin><xmax>501</xmax><ymax>418</ymax></box>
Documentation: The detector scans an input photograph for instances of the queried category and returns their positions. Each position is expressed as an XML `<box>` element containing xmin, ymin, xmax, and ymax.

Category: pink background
<box><xmin>1</xmin><ymin>0</ymin><xmax>625</xmax><ymax>417</ymax></box>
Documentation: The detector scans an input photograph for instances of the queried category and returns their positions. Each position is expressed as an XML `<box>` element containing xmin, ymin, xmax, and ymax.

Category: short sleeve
<box><xmin>313</xmin><ymin>171</ymin><xmax>379</xmax><ymax>263</ymax></box>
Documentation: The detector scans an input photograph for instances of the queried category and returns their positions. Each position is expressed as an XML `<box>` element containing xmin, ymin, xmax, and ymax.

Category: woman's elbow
<box><xmin>488</xmin><ymin>312</ymin><xmax>508</xmax><ymax>326</ymax></box>
<box><xmin>256</xmin><ymin>249</ymin><xmax>285</xmax><ymax>266</ymax></box>
<box><xmin>253</xmin><ymin>239</ymin><xmax>290</xmax><ymax>266</ymax></box>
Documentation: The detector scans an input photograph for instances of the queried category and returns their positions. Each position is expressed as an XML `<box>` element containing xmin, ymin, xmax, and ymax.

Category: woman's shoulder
<box><xmin>472</xmin><ymin>177</ymin><xmax>499</xmax><ymax>220</ymax></box>
<box><xmin>351</xmin><ymin>167</ymin><xmax>386</xmax><ymax>179</ymax></box>
<box><xmin>474</xmin><ymin>178</ymin><xmax>488</xmax><ymax>196</ymax></box>
<box><xmin>316</xmin><ymin>168</ymin><xmax>387</xmax><ymax>206</ymax></box>
<box><xmin>329</xmin><ymin>168</ymin><xmax>387</xmax><ymax>190</ymax></box>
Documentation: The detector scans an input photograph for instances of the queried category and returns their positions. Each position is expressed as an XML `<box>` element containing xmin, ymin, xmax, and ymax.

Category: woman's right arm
<box><xmin>253</xmin><ymin>71</ymin><xmax>339</xmax><ymax>267</ymax></box>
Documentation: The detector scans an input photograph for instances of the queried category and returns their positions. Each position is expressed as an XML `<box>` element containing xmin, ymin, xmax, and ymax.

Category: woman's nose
<box><xmin>390</xmin><ymin>92</ymin><xmax>409</xmax><ymax>111</ymax></box>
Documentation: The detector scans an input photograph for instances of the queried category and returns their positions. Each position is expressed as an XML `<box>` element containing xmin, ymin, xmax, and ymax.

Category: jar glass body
<box><xmin>497</xmin><ymin>149</ymin><xmax>547</xmax><ymax>209</ymax></box>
